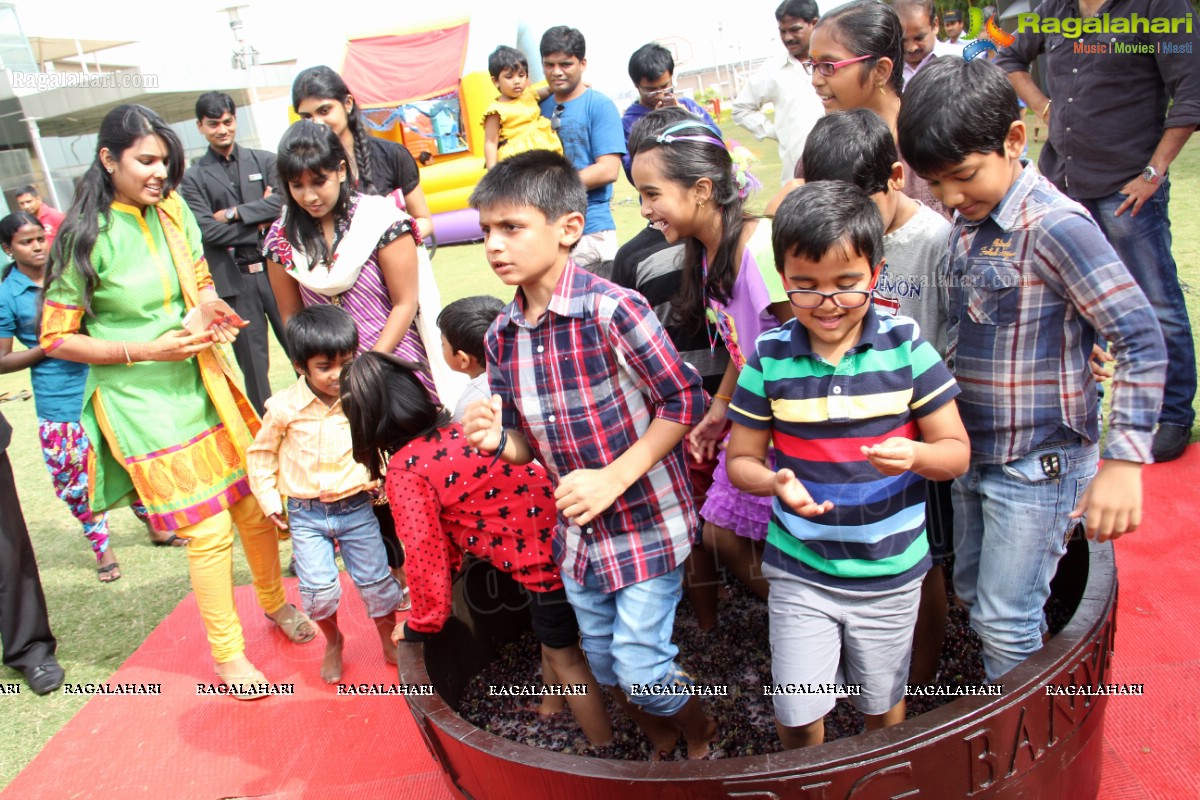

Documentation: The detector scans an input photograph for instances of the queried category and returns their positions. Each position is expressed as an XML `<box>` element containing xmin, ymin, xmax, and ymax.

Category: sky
<box><xmin>13</xmin><ymin>0</ymin><xmax>796</xmax><ymax>101</ymax></box>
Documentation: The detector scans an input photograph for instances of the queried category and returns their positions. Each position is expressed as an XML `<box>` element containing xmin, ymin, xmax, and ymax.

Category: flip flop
<box><xmin>396</xmin><ymin>586</ymin><xmax>412</xmax><ymax>612</ymax></box>
<box><xmin>266</xmin><ymin>603</ymin><xmax>316</xmax><ymax>643</ymax></box>
<box><xmin>213</xmin><ymin>664</ymin><xmax>270</xmax><ymax>701</ymax></box>
<box><xmin>97</xmin><ymin>562</ymin><xmax>122</xmax><ymax>583</ymax></box>
<box><xmin>150</xmin><ymin>533</ymin><xmax>190</xmax><ymax>547</ymax></box>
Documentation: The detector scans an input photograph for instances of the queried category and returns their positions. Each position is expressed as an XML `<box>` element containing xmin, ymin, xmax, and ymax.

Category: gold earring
<box><xmin>878</xmin><ymin>82</ymin><xmax>885</xmax><ymax>94</ymax></box>
<box><xmin>698</xmin><ymin>199</ymin><xmax>706</xmax><ymax>209</ymax></box>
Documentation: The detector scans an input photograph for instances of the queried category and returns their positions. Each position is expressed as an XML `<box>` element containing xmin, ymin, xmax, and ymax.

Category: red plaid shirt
<box><xmin>485</xmin><ymin>259</ymin><xmax>705</xmax><ymax>592</ymax></box>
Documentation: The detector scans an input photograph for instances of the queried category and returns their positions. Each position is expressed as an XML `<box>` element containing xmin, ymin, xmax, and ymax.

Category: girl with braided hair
<box><xmin>292</xmin><ymin>66</ymin><xmax>433</xmax><ymax>241</ymax></box>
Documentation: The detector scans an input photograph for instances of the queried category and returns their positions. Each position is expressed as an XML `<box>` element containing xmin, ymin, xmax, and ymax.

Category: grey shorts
<box><xmin>764</xmin><ymin>561</ymin><xmax>922</xmax><ymax>727</ymax></box>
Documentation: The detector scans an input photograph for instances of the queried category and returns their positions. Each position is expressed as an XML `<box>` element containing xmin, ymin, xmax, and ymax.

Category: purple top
<box><xmin>706</xmin><ymin>219</ymin><xmax>788</xmax><ymax>370</ymax></box>
<box><xmin>264</xmin><ymin>194</ymin><xmax>434</xmax><ymax>394</ymax></box>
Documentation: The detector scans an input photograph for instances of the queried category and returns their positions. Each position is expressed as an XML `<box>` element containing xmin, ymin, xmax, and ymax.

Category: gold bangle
<box><xmin>1041</xmin><ymin>100</ymin><xmax>1052</xmax><ymax>118</ymax></box>
<box><xmin>122</xmin><ymin>341</ymin><xmax>133</xmax><ymax>366</ymax></box>
<box><xmin>714</xmin><ymin>393</ymin><xmax>733</xmax><ymax>403</ymax></box>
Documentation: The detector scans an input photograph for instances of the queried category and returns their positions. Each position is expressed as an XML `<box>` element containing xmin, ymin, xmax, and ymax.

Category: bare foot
<box><xmin>374</xmin><ymin>616</ymin><xmax>399</xmax><ymax>665</ymax></box>
<box><xmin>321</xmin><ymin>631</ymin><xmax>344</xmax><ymax>684</ymax></box>
<box><xmin>686</xmin><ymin>716</ymin><xmax>718</xmax><ymax>760</ymax></box>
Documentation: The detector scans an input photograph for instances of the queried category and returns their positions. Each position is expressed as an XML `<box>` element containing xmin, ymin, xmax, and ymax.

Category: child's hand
<box><xmin>267</xmin><ymin>513</ymin><xmax>288</xmax><ymax>531</ymax></box>
<box><xmin>1070</xmin><ymin>460</ymin><xmax>1142</xmax><ymax>542</ymax></box>
<box><xmin>861</xmin><ymin>438</ymin><xmax>917</xmax><ymax>476</ymax></box>
<box><xmin>1089</xmin><ymin>344</ymin><xmax>1115</xmax><ymax>382</ymax></box>
<box><xmin>391</xmin><ymin>623</ymin><xmax>406</xmax><ymax>645</ymax></box>
<box><xmin>688</xmin><ymin>404</ymin><xmax>729</xmax><ymax>463</ymax></box>
<box><xmin>554</xmin><ymin>467</ymin><xmax>625</xmax><ymax>527</ymax></box>
<box><xmin>774</xmin><ymin>469</ymin><xmax>834</xmax><ymax>516</ymax></box>
<box><xmin>463</xmin><ymin>394</ymin><xmax>503</xmax><ymax>453</ymax></box>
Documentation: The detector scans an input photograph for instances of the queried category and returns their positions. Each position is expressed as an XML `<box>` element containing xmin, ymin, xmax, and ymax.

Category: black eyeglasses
<box><xmin>785</xmin><ymin>289</ymin><xmax>874</xmax><ymax>309</ymax></box>
<box><xmin>551</xmin><ymin>104</ymin><xmax>565</xmax><ymax>131</ymax></box>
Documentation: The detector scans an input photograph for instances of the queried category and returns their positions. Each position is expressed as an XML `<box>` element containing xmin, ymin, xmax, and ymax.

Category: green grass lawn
<box><xmin>1</xmin><ymin>121</ymin><xmax>1196</xmax><ymax>788</ymax></box>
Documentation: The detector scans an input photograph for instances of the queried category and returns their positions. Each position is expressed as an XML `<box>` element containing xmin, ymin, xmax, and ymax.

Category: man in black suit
<box><xmin>180</xmin><ymin>91</ymin><xmax>287</xmax><ymax>415</ymax></box>
<box><xmin>0</xmin><ymin>411</ymin><xmax>65</xmax><ymax>695</ymax></box>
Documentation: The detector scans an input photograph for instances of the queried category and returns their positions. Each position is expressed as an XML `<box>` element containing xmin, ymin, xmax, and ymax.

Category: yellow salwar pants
<box><xmin>182</xmin><ymin>494</ymin><xmax>286</xmax><ymax>663</ymax></box>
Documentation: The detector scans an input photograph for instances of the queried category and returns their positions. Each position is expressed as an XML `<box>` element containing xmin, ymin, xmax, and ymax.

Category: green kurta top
<box><xmin>41</xmin><ymin>195</ymin><xmax>259</xmax><ymax>531</ymax></box>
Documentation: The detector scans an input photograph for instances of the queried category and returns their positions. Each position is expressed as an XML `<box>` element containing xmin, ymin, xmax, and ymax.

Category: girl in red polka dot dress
<box><xmin>341</xmin><ymin>351</ymin><xmax>613</xmax><ymax>745</ymax></box>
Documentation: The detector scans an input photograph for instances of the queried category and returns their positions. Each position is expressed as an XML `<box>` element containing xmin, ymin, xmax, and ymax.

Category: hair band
<box><xmin>655</xmin><ymin>120</ymin><xmax>727</xmax><ymax>149</ymax></box>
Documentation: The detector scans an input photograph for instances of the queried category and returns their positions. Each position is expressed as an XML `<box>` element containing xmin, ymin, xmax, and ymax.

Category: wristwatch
<box><xmin>1141</xmin><ymin>165</ymin><xmax>1161</xmax><ymax>184</ymax></box>
<box><xmin>224</xmin><ymin>207</ymin><xmax>238</xmax><ymax>221</ymax></box>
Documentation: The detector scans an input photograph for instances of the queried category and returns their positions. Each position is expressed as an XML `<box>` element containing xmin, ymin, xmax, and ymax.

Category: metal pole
<box><xmin>22</xmin><ymin>117</ymin><xmax>64</xmax><ymax>210</ymax></box>
<box><xmin>222</xmin><ymin>6</ymin><xmax>263</xmax><ymax>149</ymax></box>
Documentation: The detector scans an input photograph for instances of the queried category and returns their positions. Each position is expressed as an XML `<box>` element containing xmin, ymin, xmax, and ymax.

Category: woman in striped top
<box><xmin>264</xmin><ymin>121</ymin><xmax>435</xmax><ymax>397</ymax></box>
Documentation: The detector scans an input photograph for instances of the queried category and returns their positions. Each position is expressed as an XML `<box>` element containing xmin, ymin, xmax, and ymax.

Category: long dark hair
<box><xmin>627</xmin><ymin>107</ymin><xmax>750</xmax><ymax>335</ymax></box>
<box><xmin>291</xmin><ymin>66</ymin><xmax>382</xmax><ymax>195</ymax></box>
<box><xmin>816</xmin><ymin>0</ymin><xmax>906</xmax><ymax>96</ymax></box>
<box><xmin>1</xmin><ymin>212</ymin><xmax>44</xmax><ymax>281</ymax></box>
<box><xmin>45</xmin><ymin>104</ymin><xmax>184</xmax><ymax>314</ymax></box>
<box><xmin>341</xmin><ymin>351</ymin><xmax>449</xmax><ymax>480</ymax></box>
<box><xmin>275</xmin><ymin>120</ymin><xmax>353</xmax><ymax>265</ymax></box>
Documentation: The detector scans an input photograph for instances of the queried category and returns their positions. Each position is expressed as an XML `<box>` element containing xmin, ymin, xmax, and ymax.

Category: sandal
<box><xmin>97</xmin><ymin>561</ymin><xmax>122</xmax><ymax>583</ymax></box>
<box><xmin>266</xmin><ymin>603</ymin><xmax>316</xmax><ymax>643</ymax></box>
<box><xmin>396</xmin><ymin>586</ymin><xmax>411</xmax><ymax>613</ymax></box>
<box><xmin>213</xmin><ymin>664</ymin><xmax>269</xmax><ymax>701</ymax></box>
<box><xmin>150</xmin><ymin>533</ymin><xmax>190</xmax><ymax>547</ymax></box>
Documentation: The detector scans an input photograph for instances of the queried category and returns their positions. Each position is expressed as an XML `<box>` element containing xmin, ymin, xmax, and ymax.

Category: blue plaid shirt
<box><xmin>944</xmin><ymin>162</ymin><xmax>1166</xmax><ymax>465</ymax></box>
<box><xmin>485</xmin><ymin>259</ymin><xmax>705</xmax><ymax>592</ymax></box>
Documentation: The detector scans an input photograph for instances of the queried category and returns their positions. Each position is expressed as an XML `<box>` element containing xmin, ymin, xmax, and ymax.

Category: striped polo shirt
<box><xmin>728</xmin><ymin>308</ymin><xmax>959</xmax><ymax>591</ymax></box>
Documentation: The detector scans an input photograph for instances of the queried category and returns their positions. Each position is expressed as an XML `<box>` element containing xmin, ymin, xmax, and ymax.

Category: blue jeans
<box><xmin>561</xmin><ymin>564</ymin><xmax>691</xmax><ymax>716</ymax></box>
<box><xmin>287</xmin><ymin>493</ymin><xmax>402</xmax><ymax>621</ymax></box>
<box><xmin>952</xmin><ymin>440</ymin><xmax>1098</xmax><ymax>682</ymax></box>
<box><xmin>1080</xmin><ymin>179</ymin><xmax>1196</xmax><ymax>428</ymax></box>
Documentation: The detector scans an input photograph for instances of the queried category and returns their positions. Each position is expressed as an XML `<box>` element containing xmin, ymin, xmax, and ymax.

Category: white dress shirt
<box><xmin>731</xmin><ymin>53</ymin><xmax>826</xmax><ymax>184</ymax></box>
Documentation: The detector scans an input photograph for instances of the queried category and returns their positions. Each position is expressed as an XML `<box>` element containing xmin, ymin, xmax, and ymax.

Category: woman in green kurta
<box><xmin>41</xmin><ymin>104</ymin><xmax>314</xmax><ymax>696</ymax></box>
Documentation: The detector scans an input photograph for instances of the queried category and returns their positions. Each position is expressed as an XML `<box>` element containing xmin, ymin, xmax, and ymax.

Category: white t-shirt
<box><xmin>878</xmin><ymin>202</ymin><xmax>952</xmax><ymax>356</ymax></box>
<box><xmin>452</xmin><ymin>373</ymin><xmax>491</xmax><ymax>422</ymax></box>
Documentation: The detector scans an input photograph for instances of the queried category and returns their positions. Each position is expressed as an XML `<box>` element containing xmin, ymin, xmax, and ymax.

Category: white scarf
<box><xmin>281</xmin><ymin>193</ymin><xmax>469</xmax><ymax>410</ymax></box>
<box><xmin>282</xmin><ymin>194</ymin><xmax>403</xmax><ymax>297</ymax></box>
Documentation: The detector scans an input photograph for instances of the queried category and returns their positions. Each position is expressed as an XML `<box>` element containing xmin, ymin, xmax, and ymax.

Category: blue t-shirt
<box><xmin>540</xmin><ymin>89</ymin><xmax>626</xmax><ymax>235</ymax></box>
<box><xmin>0</xmin><ymin>266</ymin><xmax>90</xmax><ymax>422</ymax></box>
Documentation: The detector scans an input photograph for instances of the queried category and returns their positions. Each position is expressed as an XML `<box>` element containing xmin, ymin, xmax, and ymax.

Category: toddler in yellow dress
<box><xmin>482</xmin><ymin>46</ymin><xmax>563</xmax><ymax>169</ymax></box>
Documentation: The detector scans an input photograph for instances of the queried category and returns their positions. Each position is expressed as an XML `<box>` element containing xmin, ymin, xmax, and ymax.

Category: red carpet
<box><xmin>4</xmin><ymin>446</ymin><xmax>1198</xmax><ymax>799</ymax></box>
<box><xmin>1096</xmin><ymin>444</ymin><xmax>1200</xmax><ymax>800</ymax></box>
<box><xmin>0</xmin><ymin>575</ymin><xmax>454</xmax><ymax>800</ymax></box>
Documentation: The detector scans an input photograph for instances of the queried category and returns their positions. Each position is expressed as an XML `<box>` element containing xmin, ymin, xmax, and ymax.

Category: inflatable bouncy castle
<box><xmin>340</xmin><ymin>19</ymin><xmax>492</xmax><ymax>244</ymax></box>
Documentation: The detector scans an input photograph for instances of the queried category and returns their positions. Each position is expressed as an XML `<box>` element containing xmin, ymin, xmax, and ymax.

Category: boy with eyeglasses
<box><xmin>538</xmin><ymin>25</ymin><xmax>626</xmax><ymax>278</ymax></box>
<box><xmin>725</xmin><ymin>181</ymin><xmax>970</xmax><ymax>749</ymax></box>
<box><xmin>620</xmin><ymin>43</ymin><xmax>716</xmax><ymax>184</ymax></box>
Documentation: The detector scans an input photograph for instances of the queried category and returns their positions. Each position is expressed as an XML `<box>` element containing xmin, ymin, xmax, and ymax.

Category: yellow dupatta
<box><xmin>154</xmin><ymin>193</ymin><xmax>261</xmax><ymax>463</ymax></box>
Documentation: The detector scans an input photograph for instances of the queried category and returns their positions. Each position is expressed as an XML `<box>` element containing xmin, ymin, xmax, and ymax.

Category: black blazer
<box><xmin>179</xmin><ymin>145</ymin><xmax>283</xmax><ymax>298</ymax></box>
